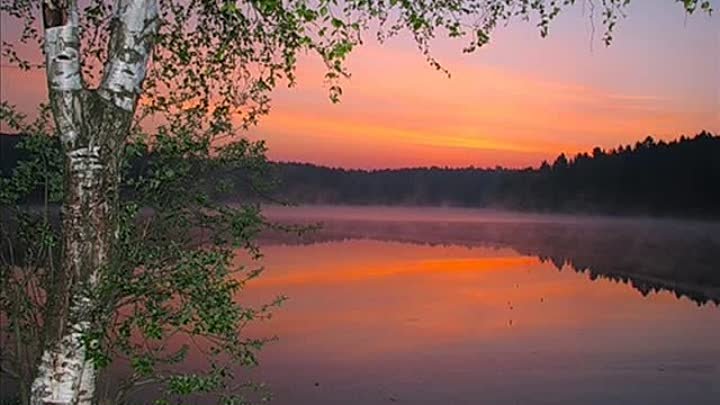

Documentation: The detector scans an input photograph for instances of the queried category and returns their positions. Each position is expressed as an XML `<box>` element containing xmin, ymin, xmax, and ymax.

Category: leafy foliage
<box><xmin>2</xmin><ymin>1</ymin><xmax>713</xmax><ymax>127</ymax></box>
<box><xmin>1</xmin><ymin>105</ymin><xmax>290</xmax><ymax>404</ymax></box>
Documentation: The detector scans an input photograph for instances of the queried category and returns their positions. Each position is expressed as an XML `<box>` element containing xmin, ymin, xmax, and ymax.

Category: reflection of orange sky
<box><xmin>251</xmin><ymin>255</ymin><xmax>538</xmax><ymax>286</ymax></box>
<box><xmin>115</xmin><ymin>239</ymin><xmax>720</xmax><ymax>404</ymax></box>
<box><xmin>240</xmin><ymin>240</ymin><xmax>720</xmax><ymax>360</ymax></box>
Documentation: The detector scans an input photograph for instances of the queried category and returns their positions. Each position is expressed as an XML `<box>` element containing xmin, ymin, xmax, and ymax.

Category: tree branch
<box><xmin>43</xmin><ymin>0</ymin><xmax>83</xmax><ymax>146</ymax></box>
<box><xmin>99</xmin><ymin>0</ymin><xmax>159</xmax><ymax>112</ymax></box>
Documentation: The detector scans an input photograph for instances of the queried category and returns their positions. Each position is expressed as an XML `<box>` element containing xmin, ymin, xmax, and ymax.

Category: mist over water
<box><xmin>264</xmin><ymin>204</ymin><xmax>718</xmax><ymax>225</ymax></box>
<box><xmin>106</xmin><ymin>206</ymin><xmax>720</xmax><ymax>405</ymax></box>
<box><xmin>265</xmin><ymin>205</ymin><xmax>579</xmax><ymax>223</ymax></box>
<box><xmin>237</xmin><ymin>206</ymin><xmax>720</xmax><ymax>405</ymax></box>
<box><xmin>262</xmin><ymin>206</ymin><xmax>720</xmax><ymax>304</ymax></box>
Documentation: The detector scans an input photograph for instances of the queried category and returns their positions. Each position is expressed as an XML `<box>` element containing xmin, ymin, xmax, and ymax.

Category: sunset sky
<box><xmin>1</xmin><ymin>0</ymin><xmax>718</xmax><ymax>168</ymax></box>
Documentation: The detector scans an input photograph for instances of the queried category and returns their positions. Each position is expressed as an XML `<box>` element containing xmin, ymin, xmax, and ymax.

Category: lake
<box><xmin>231</xmin><ymin>206</ymin><xmax>720</xmax><ymax>405</ymax></box>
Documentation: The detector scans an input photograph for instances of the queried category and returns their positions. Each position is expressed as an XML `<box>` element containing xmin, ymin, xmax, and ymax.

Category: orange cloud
<box><xmin>3</xmin><ymin>5</ymin><xmax>717</xmax><ymax>169</ymax></box>
<box><xmin>249</xmin><ymin>43</ymin><xmax>717</xmax><ymax>168</ymax></box>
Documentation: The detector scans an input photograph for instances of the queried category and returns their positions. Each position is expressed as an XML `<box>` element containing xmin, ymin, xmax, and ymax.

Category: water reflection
<box><xmin>120</xmin><ymin>208</ymin><xmax>720</xmax><ymax>405</ymax></box>
<box><xmin>245</xmin><ymin>243</ymin><xmax>719</xmax><ymax>405</ymax></box>
<box><xmin>238</xmin><ymin>207</ymin><xmax>720</xmax><ymax>405</ymax></box>
<box><xmin>262</xmin><ymin>207</ymin><xmax>720</xmax><ymax>306</ymax></box>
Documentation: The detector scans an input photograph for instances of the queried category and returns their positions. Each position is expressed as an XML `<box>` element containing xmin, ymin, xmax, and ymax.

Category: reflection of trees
<box><xmin>261</xmin><ymin>218</ymin><xmax>720</xmax><ymax>306</ymax></box>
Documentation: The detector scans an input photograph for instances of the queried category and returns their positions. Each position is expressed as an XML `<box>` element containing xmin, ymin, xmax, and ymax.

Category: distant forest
<box><xmin>273</xmin><ymin>132</ymin><xmax>720</xmax><ymax>217</ymax></box>
<box><xmin>2</xmin><ymin>132</ymin><xmax>719</xmax><ymax>217</ymax></box>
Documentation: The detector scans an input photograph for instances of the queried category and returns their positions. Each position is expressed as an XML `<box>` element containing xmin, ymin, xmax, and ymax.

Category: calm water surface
<box><xmin>236</xmin><ymin>207</ymin><xmax>720</xmax><ymax>405</ymax></box>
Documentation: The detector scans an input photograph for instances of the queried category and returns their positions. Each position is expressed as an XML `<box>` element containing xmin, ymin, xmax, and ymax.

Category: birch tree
<box><xmin>0</xmin><ymin>1</ymin><xmax>713</xmax><ymax>405</ymax></box>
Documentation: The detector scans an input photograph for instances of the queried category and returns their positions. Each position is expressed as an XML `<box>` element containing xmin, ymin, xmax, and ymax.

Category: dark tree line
<box><xmin>273</xmin><ymin>131</ymin><xmax>720</xmax><ymax>217</ymax></box>
<box><xmin>3</xmin><ymin>131</ymin><xmax>719</xmax><ymax>217</ymax></box>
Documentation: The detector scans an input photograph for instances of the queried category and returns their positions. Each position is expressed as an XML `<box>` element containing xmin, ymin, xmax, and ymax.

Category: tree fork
<box><xmin>31</xmin><ymin>1</ymin><xmax>158</xmax><ymax>404</ymax></box>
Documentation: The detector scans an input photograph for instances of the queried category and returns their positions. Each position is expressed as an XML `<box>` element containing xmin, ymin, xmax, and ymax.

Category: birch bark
<box><xmin>30</xmin><ymin>1</ymin><xmax>158</xmax><ymax>404</ymax></box>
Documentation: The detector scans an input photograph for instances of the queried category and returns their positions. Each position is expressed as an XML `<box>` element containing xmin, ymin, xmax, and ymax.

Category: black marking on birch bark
<box><xmin>31</xmin><ymin>294</ymin><xmax>97</xmax><ymax>405</ymax></box>
<box><xmin>99</xmin><ymin>0</ymin><xmax>159</xmax><ymax>111</ymax></box>
<box><xmin>44</xmin><ymin>2</ymin><xmax>83</xmax><ymax>148</ymax></box>
<box><xmin>42</xmin><ymin>0</ymin><xmax>68</xmax><ymax>28</ymax></box>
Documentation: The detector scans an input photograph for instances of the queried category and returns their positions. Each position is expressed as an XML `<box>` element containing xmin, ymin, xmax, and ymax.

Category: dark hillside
<box><xmin>273</xmin><ymin>132</ymin><xmax>720</xmax><ymax>217</ymax></box>
<box><xmin>3</xmin><ymin>132</ymin><xmax>719</xmax><ymax>217</ymax></box>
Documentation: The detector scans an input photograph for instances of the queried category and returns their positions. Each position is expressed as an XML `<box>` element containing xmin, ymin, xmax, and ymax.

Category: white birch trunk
<box><xmin>31</xmin><ymin>299</ymin><xmax>96</xmax><ymax>405</ymax></box>
<box><xmin>30</xmin><ymin>0</ymin><xmax>158</xmax><ymax>404</ymax></box>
